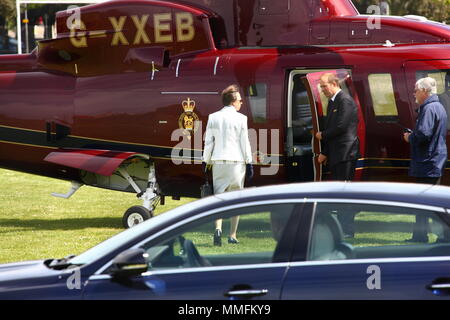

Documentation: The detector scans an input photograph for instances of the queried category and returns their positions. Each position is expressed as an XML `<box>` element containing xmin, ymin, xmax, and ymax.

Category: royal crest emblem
<box><xmin>178</xmin><ymin>98</ymin><xmax>200</xmax><ymax>139</ymax></box>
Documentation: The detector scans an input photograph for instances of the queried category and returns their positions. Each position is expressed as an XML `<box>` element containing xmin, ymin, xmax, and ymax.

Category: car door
<box><xmin>82</xmin><ymin>202</ymin><xmax>306</xmax><ymax>300</ymax></box>
<box><xmin>302</xmin><ymin>70</ymin><xmax>366</xmax><ymax>181</ymax></box>
<box><xmin>281</xmin><ymin>200</ymin><xmax>450</xmax><ymax>299</ymax></box>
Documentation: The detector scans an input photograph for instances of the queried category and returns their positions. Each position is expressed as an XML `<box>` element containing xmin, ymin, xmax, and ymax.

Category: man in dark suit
<box><xmin>315</xmin><ymin>73</ymin><xmax>360</xmax><ymax>237</ymax></box>
<box><xmin>315</xmin><ymin>73</ymin><xmax>360</xmax><ymax>181</ymax></box>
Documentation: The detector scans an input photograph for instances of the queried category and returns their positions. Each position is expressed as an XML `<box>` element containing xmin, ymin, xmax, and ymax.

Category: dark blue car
<box><xmin>0</xmin><ymin>36</ymin><xmax>18</xmax><ymax>54</ymax></box>
<box><xmin>1</xmin><ymin>182</ymin><xmax>450</xmax><ymax>299</ymax></box>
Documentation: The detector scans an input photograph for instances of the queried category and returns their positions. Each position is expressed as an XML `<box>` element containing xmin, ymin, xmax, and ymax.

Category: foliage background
<box><xmin>353</xmin><ymin>0</ymin><xmax>450</xmax><ymax>23</ymax></box>
<box><xmin>0</xmin><ymin>0</ymin><xmax>76</xmax><ymax>51</ymax></box>
<box><xmin>0</xmin><ymin>168</ymin><xmax>195</xmax><ymax>263</ymax></box>
<box><xmin>1</xmin><ymin>0</ymin><xmax>449</xmax><ymax>52</ymax></box>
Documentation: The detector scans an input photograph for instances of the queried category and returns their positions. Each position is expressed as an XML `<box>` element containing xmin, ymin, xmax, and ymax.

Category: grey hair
<box><xmin>416</xmin><ymin>77</ymin><xmax>437</xmax><ymax>95</ymax></box>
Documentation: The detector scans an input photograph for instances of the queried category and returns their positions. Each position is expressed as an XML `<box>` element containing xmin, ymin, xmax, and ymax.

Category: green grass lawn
<box><xmin>185</xmin><ymin>212</ymin><xmax>278</xmax><ymax>256</ymax></box>
<box><xmin>0</xmin><ymin>168</ymin><xmax>195</xmax><ymax>264</ymax></box>
<box><xmin>0</xmin><ymin>168</ymin><xmax>280</xmax><ymax>265</ymax></box>
<box><xmin>0</xmin><ymin>168</ymin><xmax>443</xmax><ymax>265</ymax></box>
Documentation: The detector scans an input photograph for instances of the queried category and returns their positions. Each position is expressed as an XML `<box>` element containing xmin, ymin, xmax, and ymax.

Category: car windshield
<box><xmin>68</xmin><ymin>200</ymin><xmax>211</xmax><ymax>265</ymax></box>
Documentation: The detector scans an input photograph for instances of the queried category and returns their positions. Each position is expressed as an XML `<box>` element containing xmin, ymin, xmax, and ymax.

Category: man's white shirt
<box><xmin>330</xmin><ymin>88</ymin><xmax>342</xmax><ymax>102</ymax></box>
<box><xmin>202</xmin><ymin>106</ymin><xmax>253</xmax><ymax>164</ymax></box>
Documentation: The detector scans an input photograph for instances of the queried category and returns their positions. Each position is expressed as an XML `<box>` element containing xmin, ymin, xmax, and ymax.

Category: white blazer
<box><xmin>203</xmin><ymin>106</ymin><xmax>253</xmax><ymax>164</ymax></box>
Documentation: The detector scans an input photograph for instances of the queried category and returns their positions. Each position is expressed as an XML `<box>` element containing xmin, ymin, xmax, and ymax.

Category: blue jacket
<box><xmin>409</xmin><ymin>95</ymin><xmax>448</xmax><ymax>178</ymax></box>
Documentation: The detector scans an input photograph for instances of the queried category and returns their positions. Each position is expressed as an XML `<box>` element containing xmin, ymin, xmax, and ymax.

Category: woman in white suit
<box><xmin>203</xmin><ymin>84</ymin><xmax>253</xmax><ymax>246</ymax></box>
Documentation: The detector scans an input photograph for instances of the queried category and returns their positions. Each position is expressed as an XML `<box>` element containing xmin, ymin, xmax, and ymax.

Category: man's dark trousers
<box><xmin>322</xmin><ymin>91</ymin><xmax>359</xmax><ymax>237</ymax></box>
<box><xmin>330</xmin><ymin>160</ymin><xmax>358</xmax><ymax>237</ymax></box>
<box><xmin>330</xmin><ymin>160</ymin><xmax>357</xmax><ymax>181</ymax></box>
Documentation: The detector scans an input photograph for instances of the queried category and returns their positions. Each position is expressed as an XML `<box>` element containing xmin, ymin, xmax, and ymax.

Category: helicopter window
<box><xmin>417</xmin><ymin>70</ymin><xmax>449</xmax><ymax>94</ymax></box>
<box><xmin>247</xmin><ymin>83</ymin><xmax>267</xmax><ymax>123</ymax></box>
<box><xmin>416</xmin><ymin>70</ymin><xmax>450</xmax><ymax>130</ymax></box>
<box><xmin>368</xmin><ymin>73</ymin><xmax>399</xmax><ymax>123</ymax></box>
<box><xmin>208</xmin><ymin>16</ymin><xmax>228</xmax><ymax>49</ymax></box>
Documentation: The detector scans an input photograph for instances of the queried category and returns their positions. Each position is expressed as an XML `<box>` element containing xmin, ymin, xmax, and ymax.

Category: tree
<box><xmin>390</xmin><ymin>0</ymin><xmax>450</xmax><ymax>23</ymax></box>
<box><xmin>0</xmin><ymin>0</ymin><xmax>15</xmax><ymax>51</ymax></box>
<box><xmin>0</xmin><ymin>0</ymin><xmax>15</xmax><ymax>21</ymax></box>
<box><xmin>1</xmin><ymin>1</ymin><xmax>91</xmax><ymax>53</ymax></box>
<box><xmin>23</xmin><ymin>3</ymin><xmax>68</xmax><ymax>52</ymax></box>
<box><xmin>354</xmin><ymin>0</ymin><xmax>450</xmax><ymax>23</ymax></box>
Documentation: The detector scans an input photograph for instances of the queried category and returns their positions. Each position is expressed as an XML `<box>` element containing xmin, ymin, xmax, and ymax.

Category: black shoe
<box><xmin>213</xmin><ymin>229</ymin><xmax>222</xmax><ymax>246</ymax></box>
<box><xmin>228</xmin><ymin>237</ymin><xmax>239</xmax><ymax>244</ymax></box>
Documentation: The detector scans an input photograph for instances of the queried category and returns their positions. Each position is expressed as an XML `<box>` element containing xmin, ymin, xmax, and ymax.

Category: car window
<box><xmin>141</xmin><ymin>204</ymin><xmax>296</xmax><ymax>270</ymax></box>
<box><xmin>308</xmin><ymin>203</ymin><xmax>450</xmax><ymax>261</ymax></box>
<box><xmin>68</xmin><ymin>198</ymin><xmax>219</xmax><ymax>266</ymax></box>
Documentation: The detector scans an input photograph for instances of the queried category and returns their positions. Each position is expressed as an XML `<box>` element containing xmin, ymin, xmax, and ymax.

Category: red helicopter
<box><xmin>0</xmin><ymin>0</ymin><xmax>449</xmax><ymax>228</ymax></box>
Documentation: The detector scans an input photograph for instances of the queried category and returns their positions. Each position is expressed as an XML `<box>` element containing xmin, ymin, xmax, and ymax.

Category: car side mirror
<box><xmin>110</xmin><ymin>248</ymin><xmax>148</xmax><ymax>279</ymax></box>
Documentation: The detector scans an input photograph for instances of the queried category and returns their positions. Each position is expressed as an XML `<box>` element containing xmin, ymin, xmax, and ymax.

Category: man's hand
<box><xmin>202</xmin><ymin>162</ymin><xmax>209</xmax><ymax>173</ymax></box>
<box><xmin>317</xmin><ymin>153</ymin><xmax>327</xmax><ymax>165</ymax></box>
<box><xmin>246</xmin><ymin>164</ymin><xmax>254</xmax><ymax>180</ymax></box>
<box><xmin>403</xmin><ymin>132</ymin><xmax>411</xmax><ymax>143</ymax></box>
<box><xmin>315</xmin><ymin>131</ymin><xmax>323</xmax><ymax>140</ymax></box>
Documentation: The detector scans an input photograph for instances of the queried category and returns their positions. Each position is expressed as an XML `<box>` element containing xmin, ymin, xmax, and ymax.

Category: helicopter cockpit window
<box><xmin>247</xmin><ymin>83</ymin><xmax>267</xmax><ymax>123</ymax></box>
<box><xmin>416</xmin><ymin>70</ymin><xmax>450</xmax><ymax>130</ymax></box>
<box><xmin>368</xmin><ymin>73</ymin><xmax>399</xmax><ymax>123</ymax></box>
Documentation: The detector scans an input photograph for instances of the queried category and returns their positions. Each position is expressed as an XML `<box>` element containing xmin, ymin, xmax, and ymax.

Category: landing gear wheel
<box><xmin>122</xmin><ymin>205</ymin><xmax>153</xmax><ymax>229</ymax></box>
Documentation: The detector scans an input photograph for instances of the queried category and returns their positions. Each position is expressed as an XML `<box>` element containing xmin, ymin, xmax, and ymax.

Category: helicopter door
<box><xmin>302</xmin><ymin>74</ymin><xmax>325</xmax><ymax>181</ymax></box>
<box><xmin>303</xmin><ymin>69</ymin><xmax>365</xmax><ymax>181</ymax></box>
<box><xmin>286</xmin><ymin>72</ymin><xmax>315</xmax><ymax>183</ymax></box>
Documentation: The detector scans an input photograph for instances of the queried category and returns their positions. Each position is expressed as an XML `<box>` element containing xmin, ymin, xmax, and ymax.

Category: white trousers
<box><xmin>212</xmin><ymin>163</ymin><xmax>246</xmax><ymax>195</ymax></box>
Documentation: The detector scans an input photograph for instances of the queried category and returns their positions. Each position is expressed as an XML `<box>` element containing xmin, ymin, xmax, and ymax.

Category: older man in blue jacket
<box><xmin>404</xmin><ymin>77</ymin><xmax>448</xmax><ymax>242</ymax></box>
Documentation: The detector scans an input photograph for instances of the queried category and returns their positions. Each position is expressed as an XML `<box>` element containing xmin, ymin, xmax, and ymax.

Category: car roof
<box><xmin>211</xmin><ymin>181</ymin><xmax>450</xmax><ymax>209</ymax></box>
<box><xmin>147</xmin><ymin>181</ymin><xmax>450</xmax><ymax>236</ymax></box>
